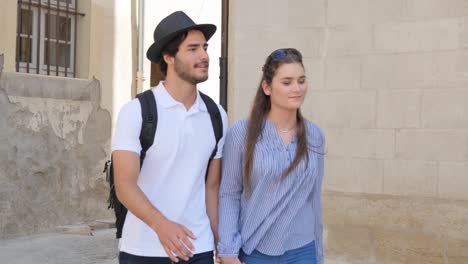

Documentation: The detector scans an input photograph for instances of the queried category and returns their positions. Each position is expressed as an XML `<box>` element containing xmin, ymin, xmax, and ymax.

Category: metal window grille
<box><xmin>15</xmin><ymin>0</ymin><xmax>84</xmax><ymax>77</ymax></box>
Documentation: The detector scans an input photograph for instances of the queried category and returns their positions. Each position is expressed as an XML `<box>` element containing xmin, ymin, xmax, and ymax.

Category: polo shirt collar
<box><xmin>154</xmin><ymin>81</ymin><xmax>207</xmax><ymax>112</ymax></box>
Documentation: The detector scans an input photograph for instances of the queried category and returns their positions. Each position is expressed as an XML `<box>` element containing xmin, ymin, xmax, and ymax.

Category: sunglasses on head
<box><xmin>271</xmin><ymin>49</ymin><xmax>288</xmax><ymax>60</ymax></box>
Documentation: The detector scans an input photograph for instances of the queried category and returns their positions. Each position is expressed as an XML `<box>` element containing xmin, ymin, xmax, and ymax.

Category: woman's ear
<box><xmin>261</xmin><ymin>80</ymin><xmax>271</xmax><ymax>96</ymax></box>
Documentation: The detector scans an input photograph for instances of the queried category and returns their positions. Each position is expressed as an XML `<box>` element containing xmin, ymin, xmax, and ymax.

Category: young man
<box><xmin>112</xmin><ymin>11</ymin><xmax>227</xmax><ymax>264</ymax></box>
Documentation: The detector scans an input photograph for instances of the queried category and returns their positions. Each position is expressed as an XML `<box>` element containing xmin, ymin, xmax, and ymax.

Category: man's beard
<box><xmin>174</xmin><ymin>57</ymin><xmax>209</xmax><ymax>85</ymax></box>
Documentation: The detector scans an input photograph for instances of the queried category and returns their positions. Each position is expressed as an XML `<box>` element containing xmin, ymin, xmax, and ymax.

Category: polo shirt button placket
<box><xmin>183</xmin><ymin>112</ymin><xmax>193</xmax><ymax>136</ymax></box>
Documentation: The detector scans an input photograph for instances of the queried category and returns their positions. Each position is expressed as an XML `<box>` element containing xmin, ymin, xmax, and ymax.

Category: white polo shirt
<box><xmin>112</xmin><ymin>81</ymin><xmax>227</xmax><ymax>257</ymax></box>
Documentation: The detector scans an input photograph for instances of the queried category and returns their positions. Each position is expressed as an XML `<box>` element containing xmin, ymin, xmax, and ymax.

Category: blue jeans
<box><xmin>119</xmin><ymin>251</ymin><xmax>214</xmax><ymax>264</ymax></box>
<box><xmin>239</xmin><ymin>241</ymin><xmax>316</xmax><ymax>264</ymax></box>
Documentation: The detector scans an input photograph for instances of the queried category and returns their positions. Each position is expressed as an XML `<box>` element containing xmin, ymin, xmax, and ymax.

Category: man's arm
<box><xmin>113</xmin><ymin>150</ymin><xmax>195</xmax><ymax>262</ymax></box>
<box><xmin>206</xmin><ymin>158</ymin><xmax>222</xmax><ymax>243</ymax></box>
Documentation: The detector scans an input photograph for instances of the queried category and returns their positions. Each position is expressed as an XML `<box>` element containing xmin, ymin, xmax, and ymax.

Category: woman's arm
<box><xmin>218</xmin><ymin>123</ymin><xmax>245</xmax><ymax>259</ymax></box>
<box><xmin>312</xmin><ymin>126</ymin><xmax>325</xmax><ymax>264</ymax></box>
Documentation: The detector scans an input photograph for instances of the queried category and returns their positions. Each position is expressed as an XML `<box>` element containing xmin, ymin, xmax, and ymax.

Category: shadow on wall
<box><xmin>323</xmin><ymin>191</ymin><xmax>468</xmax><ymax>263</ymax></box>
<box><xmin>0</xmin><ymin>57</ymin><xmax>113</xmax><ymax>239</ymax></box>
<box><xmin>0</xmin><ymin>54</ymin><xmax>3</xmax><ymax>75</ymax></box>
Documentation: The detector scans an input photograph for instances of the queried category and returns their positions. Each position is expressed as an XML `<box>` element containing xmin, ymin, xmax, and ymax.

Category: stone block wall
<box><xmin>228</xmin><ymin>1</ymin><xmax>468</xmax><ymax>263</ymax></box>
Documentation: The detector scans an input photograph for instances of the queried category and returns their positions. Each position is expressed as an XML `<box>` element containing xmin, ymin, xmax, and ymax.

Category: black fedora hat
<box><xmin>146</xmin><ymin>11</ymin><xmax>216</xmax><ymax>63</ymax></box>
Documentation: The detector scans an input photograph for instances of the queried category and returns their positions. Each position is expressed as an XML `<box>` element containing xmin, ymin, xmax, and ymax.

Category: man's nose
<box><xmin>199</xmin><ymin>49</ymin><xmax>209</xmax><ymax>60</ymax></box>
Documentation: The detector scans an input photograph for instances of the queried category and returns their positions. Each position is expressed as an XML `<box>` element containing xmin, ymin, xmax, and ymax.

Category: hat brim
<box><xmin>146</xmin><ymin>24</ymin><xmax>216</xmax><ymax>63</ymax></box>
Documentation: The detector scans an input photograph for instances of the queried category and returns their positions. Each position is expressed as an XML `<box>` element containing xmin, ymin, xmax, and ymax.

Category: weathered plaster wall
<box><xmin>0</xmin><ymin>54</ymin><xmax>112</xmax><ymax>239</ymax></box>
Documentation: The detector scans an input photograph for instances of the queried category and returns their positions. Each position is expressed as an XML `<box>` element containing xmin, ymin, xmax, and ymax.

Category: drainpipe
<box><xmin>219</xmin><ymin>0</ymin><xmax>229</xmax><ymax>111</ymax></box>
<box><xmin>136</xmin><ymin>0</ymin><xmax>145</xmax><ymax>93</ymax></box>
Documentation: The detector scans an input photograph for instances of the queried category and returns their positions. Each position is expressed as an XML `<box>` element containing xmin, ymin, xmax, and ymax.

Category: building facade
<box><xmin>1</xmin><ymin>0</ymin><xmax>468</xmax><ymax>262</ymax></box>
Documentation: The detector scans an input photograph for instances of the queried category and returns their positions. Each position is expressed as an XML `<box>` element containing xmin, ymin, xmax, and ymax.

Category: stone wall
<box><xmin>228</xmin><ymin>1</ymin><xmax>468</xmax><ymax>263</ymax></box>
<box><xmin>0</xmin><ymin>54</ymin><xmax>113</xmax><ymax>239</ymax></box>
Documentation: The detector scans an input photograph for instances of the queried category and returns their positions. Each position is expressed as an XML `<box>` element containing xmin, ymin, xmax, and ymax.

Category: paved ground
<box><xmin>0</xmin><ymin>228</ymin><xmax>119</xmax><ymax>264</ymax></box>
<box><xmin>0</xmin><ymin>228</ymin><xmax>348</xmax><ymax>264</ymax></box>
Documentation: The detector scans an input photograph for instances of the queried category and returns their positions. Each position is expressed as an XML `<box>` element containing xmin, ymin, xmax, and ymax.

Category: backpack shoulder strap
<box><xmin>136</xmin><ymin>89</ymin><xmax>158</xmax><ymax>165</ymax></box>
<box><xmin>199</xmin><ymin>92</ymin><xmax>223</xmax><ymax>161</ymax></box>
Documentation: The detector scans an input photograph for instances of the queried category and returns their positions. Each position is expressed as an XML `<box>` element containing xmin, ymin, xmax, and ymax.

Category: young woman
<box><xmin>217</xmin><ymin>48</ymin><xmax>325</xmax><ymax>264</ymax></box>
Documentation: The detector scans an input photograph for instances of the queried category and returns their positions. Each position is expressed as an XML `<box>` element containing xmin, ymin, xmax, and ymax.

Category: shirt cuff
<box><xmin>218</xmin><ymin>253</ymin><xmax>239</xmax><ymax>258</ymax></box>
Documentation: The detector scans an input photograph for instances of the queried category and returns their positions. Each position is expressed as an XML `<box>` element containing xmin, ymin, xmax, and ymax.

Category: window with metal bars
<box><xmin>16</xmin><ymin>0</ymin><xmax>84</xmax><ymax>77</ymax></box>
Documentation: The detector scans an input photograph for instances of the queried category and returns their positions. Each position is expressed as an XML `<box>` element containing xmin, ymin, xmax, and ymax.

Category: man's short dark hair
<box><xmin>158</xmin><ymin>31</ymin><xmax>189</xmax><ymax>76</ymax></box>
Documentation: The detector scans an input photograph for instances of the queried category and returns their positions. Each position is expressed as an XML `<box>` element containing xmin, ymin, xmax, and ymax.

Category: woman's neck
<box><xmin>267</xmin><ymin>107</ymin><xmax>297</xmax><ymax>132</ymax></box>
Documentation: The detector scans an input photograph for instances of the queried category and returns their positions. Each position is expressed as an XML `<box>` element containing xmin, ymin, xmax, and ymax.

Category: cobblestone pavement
<box><xmin>0</xmin><ymin>228</ymin><xmax>118</xmax><ymax>264</ymax></box>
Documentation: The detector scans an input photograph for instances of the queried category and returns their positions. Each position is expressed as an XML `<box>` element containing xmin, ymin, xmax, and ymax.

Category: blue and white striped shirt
<box><xmin>218</xmin><ymin>119</ymin><xmax>325</xmax><ymax>264</ymax></box>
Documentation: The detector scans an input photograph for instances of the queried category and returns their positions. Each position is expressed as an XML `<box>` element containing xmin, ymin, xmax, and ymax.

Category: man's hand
<box><xmin>153</xmin><ymin>217</ymin><xmax>196</xmax><ymax>263</ymax></box>
<box><xmin>220</xmin><ymin>257</ymin><xmax>244</xmax><ymax>264</ymax></box>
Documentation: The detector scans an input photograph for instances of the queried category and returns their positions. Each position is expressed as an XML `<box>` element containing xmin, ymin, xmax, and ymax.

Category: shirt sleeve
<box><xmin>213</xmin><ymin>104</ymin><xmax>228</xmax><ymax>159</ymax></box>
<box><xmin>217</xmin><ymin>121</ymin><xmax>245</xmax><ymax>257</ymax></box>
<box><xmin>111</xmin><ymin>99</ymin><xmax>142</xmax><ymax>154</ymax></box>
<box><xmin>312</xmin><ymin>125</ymin><xmax>325</xmax><ymax>264</ymax></box>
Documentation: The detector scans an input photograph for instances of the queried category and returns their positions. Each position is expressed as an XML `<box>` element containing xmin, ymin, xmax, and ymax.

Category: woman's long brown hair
<box><xmin>243</xmin><ymin>48</ymin><xmax>309</xmax><ymax>194</ymax></box>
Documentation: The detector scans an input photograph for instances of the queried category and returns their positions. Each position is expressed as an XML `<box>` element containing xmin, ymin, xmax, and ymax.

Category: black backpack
<box><xmin>103</xmin><ymin>89</ymin><xmax>223</xmax><ymax>239</ymax></box>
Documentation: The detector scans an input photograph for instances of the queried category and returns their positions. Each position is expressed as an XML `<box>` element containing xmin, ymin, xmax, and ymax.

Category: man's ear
<box><xmin>261</xmin><ymin>80</ymin><xmax>271</xmax><ymax>96</ymax></box>
<box><xmin>163</xmin><ymin>54</ymin><xmax>175</xmax><ymax>65</ymax></box>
